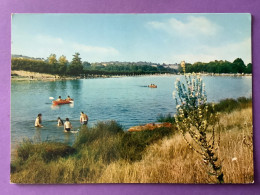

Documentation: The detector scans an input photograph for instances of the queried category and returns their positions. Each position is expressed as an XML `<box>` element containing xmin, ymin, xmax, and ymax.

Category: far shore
<box><xmin>11</xmin><ymin>70</ymin><xmax>252</xmax><ymax>81</ymax></box>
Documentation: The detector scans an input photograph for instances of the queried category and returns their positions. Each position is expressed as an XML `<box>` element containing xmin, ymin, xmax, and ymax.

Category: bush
<box><xmin>214</xmin><ymin>97</ymin><xmax>252</xmax><ymax>113</ymax></box>
<box><xmin>73</xmin><ymin>120</ymin><xmax>123</xmax><ymax>149</ymax></box>
<box><xmin>74</xmin><ymin>120</ymin><xmax>174</xmax><ymax>163</ymax></box>
<box><xmin>120</xmin><ymin>127</ymin><xmax>174</xmax><ymax>161</ymax></box>
<box><xmin>157</xmin><ymin>113</ymin><xmax>176</xmax><ymax>123</ymax></box>
<box><xmin>16</xmin><ymin>140</ymin><xmax>76</xmax><ymax>163</ymax></box>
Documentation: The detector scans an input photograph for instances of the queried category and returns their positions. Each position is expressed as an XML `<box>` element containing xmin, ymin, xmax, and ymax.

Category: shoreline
<box><xmin>11</xmin><ymin>70</ymin><xmax>252</xmax><ymax>82</ymax></box>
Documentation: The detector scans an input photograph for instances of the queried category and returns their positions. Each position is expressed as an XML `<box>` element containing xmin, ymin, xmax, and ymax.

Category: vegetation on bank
<box><xmin>98</xmin><ymin>107</ymin><xmax>253</xmax><ymax>183</ymax></box>
<box><xmin>179</xmin><ymin>58</ymin><xmax>252</xmax><ymax>74</ymax></box>
<box><xmin>157</xmin><ymin>97</ymin><xmax>252</xmax><ymax>123</ymax></box>
<box><xmin>11</xmin><ymin>53</ymin><xmax>176</xmax><ymax>77</ymax></box>
<box><xmin>12</xmin><ymin>53</ymin><xmax>252</xmax><ymax>77</ymax></box>
<box><xmin>10</xmin><ymin>97</ymin><xmax>253</xmax><ymax>183</ymax></box>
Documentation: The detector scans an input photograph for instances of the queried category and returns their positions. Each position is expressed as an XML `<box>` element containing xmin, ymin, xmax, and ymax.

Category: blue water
<box><xmin>11</xmin><ymin>75</ymin><xmax>252</xmax><ymax>151</ymax></box>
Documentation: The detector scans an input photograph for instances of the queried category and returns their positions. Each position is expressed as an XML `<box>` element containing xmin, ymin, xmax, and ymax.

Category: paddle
<box><xmin>49</xmin><ymin>97</ymin><xmax>54</xmax><ymax>100</ymax></box>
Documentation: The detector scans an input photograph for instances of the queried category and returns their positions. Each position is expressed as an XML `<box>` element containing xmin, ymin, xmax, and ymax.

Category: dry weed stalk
<box><xmin>173</xmin><ymin>61</ymin><xmax>224</xmax><ymax>183</ymax></box>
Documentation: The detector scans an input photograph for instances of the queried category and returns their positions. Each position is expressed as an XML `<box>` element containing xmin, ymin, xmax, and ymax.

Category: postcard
<box><xmin>10</xmin><ymin>13</ymin><xmax>253</xmax><ymax>184</ymax></box>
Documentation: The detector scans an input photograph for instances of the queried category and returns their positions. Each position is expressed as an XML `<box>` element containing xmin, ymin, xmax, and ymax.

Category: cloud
<box><xmin>20</xmin><ymin>34</ymin><xmax>120</xmax><ymax>61</ymax></box>
<box><xmin>169</xmin><ymin>38</ymin><xmax>251</xmax><ymax>64</ymax></box>
<box><xmin>148</xmin><ymin>16</ymin><xmax>220</xmax><ymax>37</ymax></box>
<box><xmin>35</xmin><ymin>34</ymin><xmax>64</xmax><ymax>45</ymax></box>
<box><xmin>72</xmin><ymin>43</ymin><xmax>119</xmax><ymax>56</ymax></box>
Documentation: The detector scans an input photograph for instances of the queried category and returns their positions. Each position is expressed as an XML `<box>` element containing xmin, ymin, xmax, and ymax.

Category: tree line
<box><xmin>12</xmin><ymin>53</ymin><xmax>84</xmax><ymax>76</ymax></box>
<box><xmin>11</xmin><ymin>53</ymin><xmax>177</xmax><ymax>76</ymax></box>
<box><xmin>179</xmin><ymin>58</ymin><xmax>252</xmax><ymax>74</ymax></box>
<box><xmin>12</xmin><ymin>53</ymin><xmax>252</xmax><ymax>76</ymax></box>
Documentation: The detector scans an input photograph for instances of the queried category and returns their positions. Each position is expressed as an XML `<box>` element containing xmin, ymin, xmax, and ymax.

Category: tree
<box><xmin>68</xmin><ymin>52</ymin><xmax>83</xmax><ymax>75</ymax></box>
<box><xmin>232</xmin><ymin>58</ymin><xmax>246</xmax><ymax>73</ymax></box>
<box><xmin>48</xmin><ymin>54</ymin><xmax>58</xmax><ymax>65</ymax></box>
<box><xmin>58</xmin><ymin>55</ymin><xmax>68</xmax><ymax>75</ymax></box>
<box><xmin>82</xmin><ymin>61</ymin><xmax>91</xmax><ymax>69</ymax></box>
<box><xmin>48</xmin><ymin>54</ymin><xmax>58</xmax><ymax>73</ymax></box>
<box><xmin>246</xmin><ymin>63</ymin><xmax>252</xmax><ymax>74</ymax></box>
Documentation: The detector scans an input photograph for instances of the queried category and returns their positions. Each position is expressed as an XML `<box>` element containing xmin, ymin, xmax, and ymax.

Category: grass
<box><xmin>98</xmin><ymin>108</ymin><xmax>253</xmax><ymax>183</ymax></box>
<box><xmin>11</xmin><ymin>121</ymin><xmax>175</xmax><ymax>183</ymax></box>
<box><xmin>10</xmin><ymin>97</ymin><xmax>253</xmax><ymax>183</ymax></box>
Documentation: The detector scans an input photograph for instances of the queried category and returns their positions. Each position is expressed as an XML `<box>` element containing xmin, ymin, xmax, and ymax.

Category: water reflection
<box><xmin>34</xmin><ymin>128</ymin><xmax>42</xmax><ymax>142</ymax></box>
<box><xmin>51</xmin><ymin>104</ymin><xmax>60</xmax><ymax>110</ymax></box>
<box><xmin>64</xmin><ymin>132</ymin><xmax>70</xmax><ymax>145</ymax></box>
<box><xmin>69</xmin><ymin>102</ymin><xmax>74</xmax><ymax>108</ymax></box>
<box><xmin>51</xmin><ymin>102</ymin><xmax>74</xmax><ymax>109</ymax></box>
<box><xmin>69</xmin><ymin>79</ymin><xmax>82</xmax><ymax>90</ymax></box>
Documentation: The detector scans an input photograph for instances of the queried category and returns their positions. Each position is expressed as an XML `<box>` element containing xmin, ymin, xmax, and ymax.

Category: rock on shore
<box><xmin>128</xmin><ymin>122</ymin><xmax>172</xmax><ymax>132</ymax></box>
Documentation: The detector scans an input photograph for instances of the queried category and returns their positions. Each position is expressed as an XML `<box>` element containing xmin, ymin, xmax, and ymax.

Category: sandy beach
<box><xmin>11</xmin><ymin>70</ymin><xmax>78</xmax><ymax>81</ymax></box>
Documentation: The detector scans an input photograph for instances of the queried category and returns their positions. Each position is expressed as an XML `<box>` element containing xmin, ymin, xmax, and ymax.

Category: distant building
<box><xmin>167</xmin><ymin>63</ymin><xmax>180</xmax><ymax>70</ymax></box>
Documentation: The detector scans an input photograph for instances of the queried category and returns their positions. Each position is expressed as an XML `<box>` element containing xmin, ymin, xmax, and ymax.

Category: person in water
<box><xmin>66</xmin><ymin>96</ymin><xmax>73</xmax><ymax>101</ymax></box>
<box><xmin>80</xmin><ymin>111</ymin><xmax>88</xmax><ymax>125</ymax></box>
<box><xmin>64</xmin><ymin>118</ymin><xmax>72</xmax><ymax>132</ymax></box>
<box><xmin>57</xmin><ymin>117</ymin><xmax>64</xmax><ymax>126</ymax></box>
<box><xmin>35</xmin><ymin>113</ymin><xmax>43</xmax><ymax>127</ymax></box>
<box><xmin>57</xmin><ymin>96</ymin><xmax>62</xmax><ymax>101</ymax></box>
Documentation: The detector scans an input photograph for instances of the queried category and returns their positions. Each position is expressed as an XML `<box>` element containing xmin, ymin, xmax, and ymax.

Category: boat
<box><xmin>148</xmin><ymin>84</ymin><xmax>157</xmax><ymax>88</ymax></box>
<box><xmin>52</xmin><ymin>100</ymin><xmax>73</xmax><ymax>105</ymax></box>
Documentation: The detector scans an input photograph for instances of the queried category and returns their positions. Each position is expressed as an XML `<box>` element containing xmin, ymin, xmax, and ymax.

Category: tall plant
<box><xmin>173</xmin><ymin>61</ymin><xmax>224</xmax><ymax>183</ymax></box>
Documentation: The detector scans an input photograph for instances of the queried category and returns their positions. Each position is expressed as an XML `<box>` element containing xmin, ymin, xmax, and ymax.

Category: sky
<box><xmin>11</xmin><ymin>13</ymin><xmax>251</xmax><ymax>64</ymax></box>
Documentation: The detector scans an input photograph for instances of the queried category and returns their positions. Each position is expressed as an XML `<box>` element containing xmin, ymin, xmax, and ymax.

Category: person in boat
<box><xmin>57</xmin><ymin>117</ymin><xmax>64</xmax><ymax>126</ymax></box>
<box><xmin>66</xmin><ymin>96</ymin><xmax>73</xmax><ymax>101</ymax></box>
<box><xmin>80</xmin><ymin>111</ymin><xmax>89</xmax><ymax>125</ymax></box>
<box><xmin>35</xmin><ymin>113</ymin><xmax>43</xmax><ymax>127</ymax></box>
<box><xmin>64</xmin><ymin>118</ymin><xmax>72</xmax><ymax>132</ymax></box>
<box><xmin>57</xmin><ymin>96</ymin><xmax>62</xmax><ymax>101</ymax></box>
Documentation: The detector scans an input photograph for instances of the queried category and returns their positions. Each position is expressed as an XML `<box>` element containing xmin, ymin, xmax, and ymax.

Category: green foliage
<box><xmin>156</xmin><ymin>97</ymin><xmax>252</xmax><ymax>126</ymax></box>
<box><xmin>232</xmin><ymin>58</ymin><xmax>246</xmax><ymax>73</ymax></box>
<box><xmin>11</xmin><ymin>58</ymin><xmax>51</xmax><ymax>73</ymax></box>
<box><xmin>82</xmin><ymin>61</ymin><xmax>91</xmax><ymax>69</ymax></box>
<box><xmin>157</xmin><ymin>113</ymin><xmax>176</xmax><ymax>123</ymax></box>
<box><xmin>84</xmin><ymin>64</ymin><xmax>176</xmax><ymax>75</ymax></box>
<box><xmin>74</xmin><ymin>120</ymin><xmax>174</xmax><ymax>163</ymax></box>
<box><xmin>68</xmin><ymin>52</ymin><xmax>83</xmax><ymax>75</ymax></box>
<box><xmin>213</xmin><ymin>97</ymin><xmax>252</xmax><ymax>113</ymax></box>
<box><xmin>48</xmin><ymin>54</ymin><xmax>58</xmax><ymax>65</ymax></box>
<box><xmin>58</xmin><ymin>55</ymin><xmax>68</xmax><ymax>75</ymax></box>
<box><xmin>185</xmin><ymin>58</ymin><xmax>251</xmax><ymax>74</ymax></box>
<box><xmin>120</xmin><ymin>127</ymin><xmax>174</xmax><ymax>161</ymax></box>
<box><xmin>245</xmin><ymin>63</ymin><xmax>252</xmax><ymax>74</ymax></box>
<box><xmin>73</xmin><ymin>120</ymin><xmax>123</xmax><ymax>149</ymax></box>
<box><xmin>16</xmin><ymin>140</ymin><xmax>76</xmax><ymax>162</ymax></box>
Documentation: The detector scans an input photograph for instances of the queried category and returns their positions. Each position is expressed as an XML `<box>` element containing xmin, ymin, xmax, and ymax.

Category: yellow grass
<box><xmin>98</xmin><ymin>108</ymin><xmax>253</xmax><ymax>183</ymax></box>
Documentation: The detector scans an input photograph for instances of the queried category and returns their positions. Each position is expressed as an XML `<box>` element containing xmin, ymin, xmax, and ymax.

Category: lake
<box><xmin>11</xmin><ymin>75</ymin><xmax>252</xmax><ymax>153</ymax></box>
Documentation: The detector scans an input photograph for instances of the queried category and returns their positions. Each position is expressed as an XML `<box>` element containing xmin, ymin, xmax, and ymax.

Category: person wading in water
<box><xmin>57</xmin><ymin>117</ymin><xmax>64</xmax><ymax>126</ymax></box>
<box><xmin>64</xmin><ymin>118</ymin><xmax>72</xmax><ymax>132</ymax></box>
<box><xmin>35</xmin><ymin>113</ymin><xmax>43</xmax><ymax>127</ymax></box>
<box><xmin>80</xmin><ymin>111</ymin><xmax>88</xmax><ymax>125</ymax></box>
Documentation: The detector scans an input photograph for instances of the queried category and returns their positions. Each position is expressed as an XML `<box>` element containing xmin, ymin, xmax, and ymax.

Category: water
<box><xmin>11</xmin><ymin>75</ymin><xmax>252</xmax><ymax>152</ymax></box>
